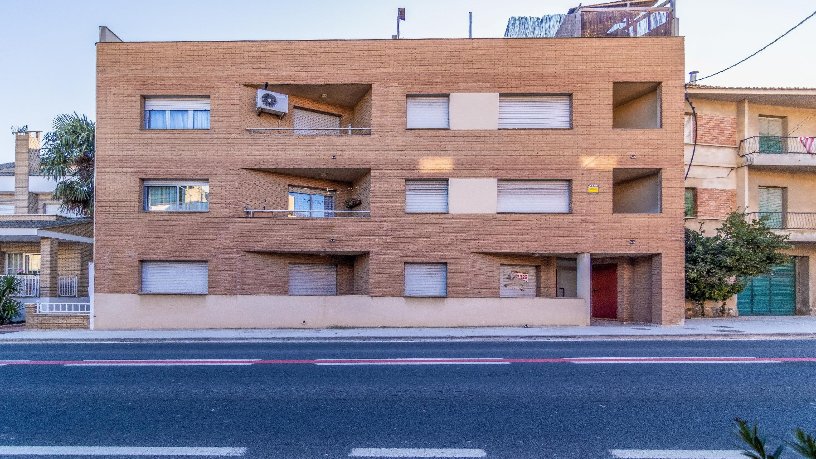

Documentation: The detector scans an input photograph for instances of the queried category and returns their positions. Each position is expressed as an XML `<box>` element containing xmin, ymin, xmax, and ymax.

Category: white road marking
<box><xmin>568</xmin><ymin>356</ymin><xmax>780</xmax><ymax>364</ymax></box>
<box><xmin>316</xmin><ymin>358</ymin><xmax>509</xmax><ymax>366</ymax></box>
<box><xmin>0</xmin><ymin>445</ymin><xmax>246</xmax><ymax>456</ymax></box>
<box><xmin>609</xmin><ymin>449</ymin><xmax>745</xmax><ymax>458</ymax></box>
<box><xmin>349</xmin><ymin>448</ymin><xmax>487</xmax><ymax>457</ymax></box>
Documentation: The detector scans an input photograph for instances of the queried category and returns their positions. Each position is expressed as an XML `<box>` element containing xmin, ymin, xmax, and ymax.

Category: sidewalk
<box><xmin>0</xmin><ymin>316</ymin><xmax>815</xmax><ymax>342</ymax></box>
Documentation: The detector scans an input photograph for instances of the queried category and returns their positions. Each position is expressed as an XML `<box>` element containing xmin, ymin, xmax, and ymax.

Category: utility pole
<box><xmin>394</xmin><ymin>8</ymin><xmax>406</xmax><ymax>39</ymax></box>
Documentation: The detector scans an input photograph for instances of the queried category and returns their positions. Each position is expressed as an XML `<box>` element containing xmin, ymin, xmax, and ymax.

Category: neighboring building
<box><xmin>94</xmin><ymin>8</ymin><xmax>685</xmax><ymax>329</ymax></box>
<box><xmin>0</xmin><ymin>131</ymin><xmax>93</xmax><ymax>315</ymax></box>
<box><xmin>684</xmin><ymin>85</ymin><xmax>816</xmax><ymax>316</ymax></box>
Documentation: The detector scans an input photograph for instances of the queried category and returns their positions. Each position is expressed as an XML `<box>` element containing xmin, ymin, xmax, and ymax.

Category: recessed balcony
<box><xmin>739</xmin><ymin>136</ymin><xmax>816</xmax><ymax>169</ymax></box>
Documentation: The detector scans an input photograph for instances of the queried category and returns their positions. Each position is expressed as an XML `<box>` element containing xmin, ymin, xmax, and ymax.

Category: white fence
<box><xmin>58</xmin><ymin>275</ymin><xmax>78</xmax><ymax>297</ymax></box>
<box><xmin>14</xmin><ymin>275</ymin><xmax>40</xmax><ymax>297</ymax></box>
<box><xmin>36</xmin><ymin>302</ymin><xmax>91</xmax><ymax>315</ymax></box>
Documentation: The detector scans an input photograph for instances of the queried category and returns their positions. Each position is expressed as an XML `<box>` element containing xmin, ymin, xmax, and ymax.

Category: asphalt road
<box><xmin>0</xmin><ymin>340</ymin><xmax>815</xmax><ymax>458</ymax></box>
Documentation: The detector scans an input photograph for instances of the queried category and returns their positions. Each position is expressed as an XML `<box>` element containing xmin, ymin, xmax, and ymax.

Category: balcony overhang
<box><xmin>245</xmin><ymin>167</ymin><xmax>370</xmax><ymax>182</ymax></box>
<box><xmin>775</xmin><ymin>230</ymin><xmax>816</xmax><ymax>243</ymax></box>
<box><xmin>0</xmin><ymin>227</ymin><xmax>93</xmax><ymax>244</ymax></box>
<box><xmin>740</xmin><ymin>153</ymin><xmax>816</xmax><ymax>170</ymax></box>
<box><xmin>687</xmin><ymin>86</ymin><xmax>816</xmax><ymax>110</ymax></box>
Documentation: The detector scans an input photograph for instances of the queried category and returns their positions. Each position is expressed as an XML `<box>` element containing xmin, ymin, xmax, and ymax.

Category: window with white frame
<box><xmin>144</xmin><ymin>97</ymin><xmax>211</xmax><ymax>130</ymax></box>
<box><xmin>497</xmin><ymin>180</ymin><xmax>571</xmax><ymax>213</ymax></box>
<box><xmin>498</xmin><ymin>95</ymin><xmax>572</xmax><ymax>129</ymax></box>
<box><xmin>288</xmin><ymin>187</ymin><xmax>335</xmax><ymax>218</ymax></box>
<box><xmin>406</xmin><ymin>96</ymin><xmax>450</xmax><ymax>129</ymax></box>
<box><xmin>144</xmin><ymin>181</ymin><xmax>209</xmax><ymax>212</ymax></box>
<box><xmin>140</xmin><ymin>261</ymin><xmax>208</xmax><ymax>294</ymax></box>
<box><xmin>405</xmin><ymin>179</ymin><xmax>448</xmax><ymax>213</ymax></box>
<box><xmin>404</xmin><ymin>263</ymin><xmax>447</xmax><ymax>297</ymax></box>
<box><xmin>5</xmin><ymin>253</ymin><xmax>40</xmax><ymax>275</ymax></box>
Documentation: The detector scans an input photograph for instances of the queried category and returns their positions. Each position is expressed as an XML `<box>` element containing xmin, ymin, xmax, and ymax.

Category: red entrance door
<box><xmin>592</xmin><ymin>264</ymin><xmax>618</xmax><ymax>319</ymax></box>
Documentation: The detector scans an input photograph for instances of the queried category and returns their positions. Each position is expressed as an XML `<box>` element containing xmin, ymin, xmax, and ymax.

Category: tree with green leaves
<box><xmin>39</xmin><ymin>113</ymin><xmax>95</xmax><ymax>217</ymax></box>
<box><xmin>685</xmin><ymin>211</ymin><xmax>791</xmax><ymax>316</ymax></box>
<box><xmin>0</xmin><ymin>276</ymin><xmax>22</xmax><ymax>325</ymax></box>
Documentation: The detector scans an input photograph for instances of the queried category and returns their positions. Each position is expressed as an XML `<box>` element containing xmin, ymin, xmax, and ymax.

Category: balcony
<box><xmin>748</xmin><ymin>212</ymin><xmax>816</xmax><ymax>242</ymax></box>
<box><xmin>11</xmin><ymin>274</ymin><xmax>78</xmax><ymax>297</ymax></box>
<box><xmin>739</xmin><ymin>136</ymin><xmax>816</xmax><ymax>169</ymax></box>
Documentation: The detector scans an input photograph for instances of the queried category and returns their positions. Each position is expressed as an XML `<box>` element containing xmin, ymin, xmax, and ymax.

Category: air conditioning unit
<box><xmin>256</xmin><ymin>89</ymin><xmax>289</xmax><ymax>116</ymax></box>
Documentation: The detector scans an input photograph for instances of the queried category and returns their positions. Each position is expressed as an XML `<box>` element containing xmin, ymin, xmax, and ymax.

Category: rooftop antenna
<box><xmin>469</xmin><ymin>12</ymin><xmax>473</xmax><ymax>38</ymax></box>
<box><xmin>393</xmin><ymin>8</ymin><xmax>405</xmax><ymax>39</ymax></box>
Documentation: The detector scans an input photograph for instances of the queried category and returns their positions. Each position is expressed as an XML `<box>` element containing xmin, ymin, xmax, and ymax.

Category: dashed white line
<box><xmin>349</xmin><ymin>448</ymin><xmax>487</xmax><ymax>458</ymax></box>
<box><xmin>66</xmin><ymin>359</ymin><xmax>260</xmax><ymax>367</ymax></box>
<box><xmin>609</xmin><ymin>449</ymin><xmax>745</xmax><ymax>459</ymax></box>
<box><xmin>316</xmin><ymin>358</ymin><xmax>509</xmax><ymax>366</ymax></box>
<box><xmin>0</xmin><ymin>445</ymin><xmax>246</xmax><ymax>456</ymax></box>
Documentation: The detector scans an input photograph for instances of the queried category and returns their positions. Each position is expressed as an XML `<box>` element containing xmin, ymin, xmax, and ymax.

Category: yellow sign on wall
<box><xmin>587</xmin><ymin>185</ymin><xmax>600</xmax><ymax>193</ymax></box>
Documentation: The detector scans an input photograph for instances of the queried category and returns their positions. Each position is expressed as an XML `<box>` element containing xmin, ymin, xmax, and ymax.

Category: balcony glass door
<box><xmin>758</xmin><ymin>116</ymin><xmax>785</xmax><ymax>153</ymax></box>
<box><xmin>758</xmin><ymin>186</ymin><xmax>785</xmax><ymax>229</ymax></box>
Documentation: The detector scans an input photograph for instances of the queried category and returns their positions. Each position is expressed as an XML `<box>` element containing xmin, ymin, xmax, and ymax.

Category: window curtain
<box><xmin>193</xmin><ymin>110</ymin><xmax>210</xmax><ymax>129</ymax></box>
<box><xmin>168</xmin><ymin>110</ymin><xmax>190</xmax><ymax>129</ymax></box>
<box><xmin>146</xmin><ymin>110</ymin><xmax>167</xmax><ymax>129</ymax></box>
<box><xmin>148</xmin><ymin>186</ymin><xmax>178</xmax><ymax>211</ymax></box>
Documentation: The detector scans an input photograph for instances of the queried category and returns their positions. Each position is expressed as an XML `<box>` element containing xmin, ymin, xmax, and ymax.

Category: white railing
<box><xmin>244</xmin><ymin>209</ymin><xmax>371</xmax><ymax>218</ymax></box>
<box><xmin>58</xmin><ymin>275</ymin><xmax>78</xmax><ymax>297</ymax></box>
<box><xmin>13</xmin><ymin>274</ymin><xmax>40</xmax><ymax>297</ymax></box>
<box><xmin>36</xmin><ymin>302</ymin><xmax>91</xmax><ymax>315</ymax></box>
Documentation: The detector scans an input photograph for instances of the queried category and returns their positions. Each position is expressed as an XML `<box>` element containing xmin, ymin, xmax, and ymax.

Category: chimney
<box><xmin>15</xmin><ymin>131</ymin><xmax>41</xmax><ymax>214</ymax></box>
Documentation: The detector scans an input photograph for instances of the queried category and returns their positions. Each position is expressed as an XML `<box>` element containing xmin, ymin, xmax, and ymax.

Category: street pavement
<box><xmin>0</xmin><ymin>340</ymin><xmax>815</xmax><ymax>458</ymax></box>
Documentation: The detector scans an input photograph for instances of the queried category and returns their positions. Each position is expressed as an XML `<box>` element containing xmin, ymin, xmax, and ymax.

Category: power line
<box><xmin>696</xmin><ymin>9</ymin><xmax>816</xmax><ymax>82</ymax></box>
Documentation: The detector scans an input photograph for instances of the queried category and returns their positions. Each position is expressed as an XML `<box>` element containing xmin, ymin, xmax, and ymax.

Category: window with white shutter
<box><xmin>405</xmin><ymin>180</ymin><xmax>448</xmax><ymax>213</ymax></box>
<box><xmin>141</xmin><ymin>261</ymin><xmax>208</xmax><ymax>294</ymax></box>
<box><xmin>497</xmin><ymin>180</ymin><xmax>571</xmax><ymax>213</ymax></box>
<box><xmin>404</xmin><ymin>263</ymin><xmax>447</xmax><ymax>297</ymax></box>
<box><xmin>500</xmin><ymin>265</ymin><xmax>538</xmax><ymax>298</ymax></box>
<box><xmin>144</xmin><ymin>97</ymin><xmax>210</xmax><ymax>130</ymax></box>
<box><xmin>288</xmin><ymin>264</ymin><xmax>338</xmax><ymax>296</ymax></box>
<box><xmin>406</xmin><ymin>96</ymin><xmax>450</xmax><ymax>129</ymax></box>
<box><xmin>293</xmin><ymin>108</ymin><xmax>341</xmax><ymax>136</ymax></box>
<box><xmin>498</xmin><ymin>95</ymin><xmax>571</xmax><ymax>129</ymax></box>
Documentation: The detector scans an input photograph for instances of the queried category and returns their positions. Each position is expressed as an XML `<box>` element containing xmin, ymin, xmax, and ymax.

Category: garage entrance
<box><xmin>737</xmin><ymin>261</ymin><xmax>796</xmax><ymax>316</ymax></box>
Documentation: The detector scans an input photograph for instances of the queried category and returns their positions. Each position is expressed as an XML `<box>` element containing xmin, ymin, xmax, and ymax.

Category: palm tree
<box><xmin>39</xmin><ymin>113</ymin><xmax>95</xmax><ymax>217</ymax></box>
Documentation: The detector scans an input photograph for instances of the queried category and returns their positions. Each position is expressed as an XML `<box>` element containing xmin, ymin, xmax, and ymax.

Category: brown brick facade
<box><xmin>696</xmin><ymin>188</ymin><xmax>737</xmax><ymax>220</ymax></box>
<box><xmin>96</xmin><ymin>38</ymin><xmax>686</xmax><ymax>326</ymax></box>
<box><xmin>694</xmin><ymin>113</ymin><xmax>737</xmax><ymax>147</ymax></box>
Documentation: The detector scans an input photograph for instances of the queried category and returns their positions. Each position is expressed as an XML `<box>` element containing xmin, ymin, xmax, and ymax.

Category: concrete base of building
<box><xmin>93</xmin><ymin>294</ymin><xmax>590</xmax><ymax>329</ymax></box>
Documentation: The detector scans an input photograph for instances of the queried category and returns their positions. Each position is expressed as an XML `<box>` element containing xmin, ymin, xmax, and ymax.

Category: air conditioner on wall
<box><xmin>256</xmin><ymin>89</ymin><xmax>289</xmax><ymax>116</ymax></box>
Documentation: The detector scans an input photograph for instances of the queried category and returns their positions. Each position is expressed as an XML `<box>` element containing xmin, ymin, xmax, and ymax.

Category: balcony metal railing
<box><xmin>246</xmin><ymin>127</ymin><xmax>372</xmax><ymax>136</ymax></box>
<box><xmin>739</xmin><ymin>136</ymin><xmax>816</xmax><ymax>156</ymax></box>
<box><xmin>36</xmin><ymin>302</ymin><xmax>90</xmax><ymax>315</ymax></box>
<box><xmin>13</xmin><ymin>274</ymin><xmax>39</xmax><ymax>297</ymax></box>
<box><xmin>244</xmin><ymin>209</ymin><xmax>371</xmax><ymax>218</ymax></box>
<box><xmin>748</xmin><ymin>212</ymin><xmax>816</xmax><ymax>230</ymax></box>
<box><xmin>9</xmin><ymin>274</ymin><xmax>79</xmax><ymax>297</ymax></box>
<box><xmin>58</xmin><ymin>275</ymin><xmax>78</xmax><ymax>297</ymax></box>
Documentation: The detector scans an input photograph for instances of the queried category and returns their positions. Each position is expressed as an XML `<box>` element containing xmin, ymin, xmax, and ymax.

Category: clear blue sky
<box><xmin>1</xmin><ymin>0</ymin><xmax>815</xmax><ymax>162</ymax></box>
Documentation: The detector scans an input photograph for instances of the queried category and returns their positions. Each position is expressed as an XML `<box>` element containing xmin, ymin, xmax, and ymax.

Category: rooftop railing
<box><xmin>739</xmin><ymin>136</ymin><xmax>816</xmax><ymax>156</ymax></box>
<box><xmin>244</xmin><ymin>209</ymin><xmax>371</xmax><ymax>218</ymax></box>
<box><xmin>747</xmin><ymin>212</ymin><xmax>816</xmax><ymax>230</ymax></box>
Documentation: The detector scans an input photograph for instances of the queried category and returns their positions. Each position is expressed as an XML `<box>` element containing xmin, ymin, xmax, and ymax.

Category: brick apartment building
<box><xmin>94</xmin><ymin>7</ymin><xmax>685</xmax><ymax>329</ymax></box>
<box><xmin>685</xmin><ymin>85</ymin><xmax>816</xmax><ymax>316</ymax></box>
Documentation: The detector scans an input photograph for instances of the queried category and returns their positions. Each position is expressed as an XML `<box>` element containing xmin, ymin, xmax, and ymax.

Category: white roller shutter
<box><xmin>404</xmin><ymin>263</ymin><xmax>447</xmax><ymax>297</ymax></box>
<box><xmin>405</xmin><ymin>180</ymin><xmax>448</xmax><ymax>213</ymax></box>
<box><xmin>500</xmin><ymin>265</ymin><xmax>537</xmax><ymax>298</ymax></box>
<box><xmin>406</xmin><ymin>96</ymin><xmax>449</xmax><ymax>129</ymax></box>
<box><xmin>497</xmin><ymin>180</ymin><xmax>571</xmax><ymax>213</ymax></box>
<box><xmin>141</xmin><ymin>261</ymin><xmax>208</xmax><ymax>294</ymax></box>
<box><xmin>498</xmin><ymin>95</ymin><xmax>571</xmax><ymax>129</ymax></box>
<box><xmin>144</xmin><ymin>98</ymin><xmax>210</xmax><ymax>110</ymax></box>
<box><xmin>293</xmin><ymin>108</ymin><xmax>341</xmax><ymax>136</ymax></box>
<box><xmin>288</xmin><ymin>264</ymin><xmax>337</xmax><ymax>296</ymax></box>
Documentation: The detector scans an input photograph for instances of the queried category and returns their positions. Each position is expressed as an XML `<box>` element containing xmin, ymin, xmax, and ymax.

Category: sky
<box><xmin>0</xmin><ymin>0</ymin><xmax>815</xmax><ymax>162</ymax></box>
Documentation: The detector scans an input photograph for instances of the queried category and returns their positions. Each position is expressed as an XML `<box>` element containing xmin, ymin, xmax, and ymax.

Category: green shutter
<box><xmin>737</xmin><ymin>261</ymin><xmax>796</xmax><ymax>316</ymax></box>
<box><xmin>684</xmin><ymin>188</ymin><xmax>696</xmax><ymax>218</ymax></box>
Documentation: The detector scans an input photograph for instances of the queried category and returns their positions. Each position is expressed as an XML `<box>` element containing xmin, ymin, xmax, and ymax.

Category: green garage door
<box><xmin>737</xmin><ymin>262</ymin><xmax>796</xmax><ymax>316</ymax></box>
